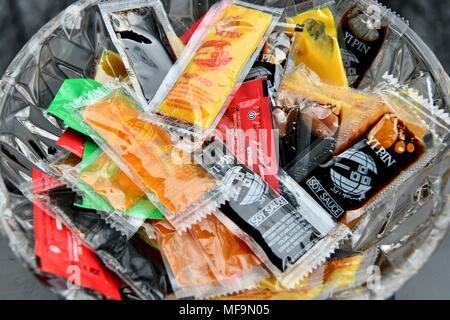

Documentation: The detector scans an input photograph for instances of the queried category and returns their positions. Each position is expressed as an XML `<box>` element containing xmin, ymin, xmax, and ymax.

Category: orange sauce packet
<box><xmin>80</xmin><ymin>90</ymin><xmax>216</xmax><ymax>213</ymax></box>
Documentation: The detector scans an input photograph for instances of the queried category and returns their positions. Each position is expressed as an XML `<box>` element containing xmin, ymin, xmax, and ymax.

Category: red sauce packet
<box><xmin>217</xmin><ymin>78</ymin><xmax>279</xmax><ymax>191</ymax></box>
<box><xmin>56</xmin><ymin>129</ymin><xmax>86</xmax><ymax>158</ymax></box>
<box><xmin>33</xmin><ymin>169</ymin><xmax>123</xmax><ymax>300</ymax></box>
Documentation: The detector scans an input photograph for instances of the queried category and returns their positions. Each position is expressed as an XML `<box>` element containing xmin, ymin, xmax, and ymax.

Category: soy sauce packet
<box><xmin>335</xmin><ymin>0</ymin><xmax>408</xmax><ymax>88</ymax></box>
<box><xmin>196</xmin><ymin>139</ymin><xmax>350</xmax><ymax>288</ymax></box>
<box><xmin>298</xmin><ymin>92</ymin><xmax>442</xmax><ymax>228</ymax></box>
<box><xmin>99</xmin><ymin>0</ymin><xmax>184</xmax><ymax>103</ymax></box>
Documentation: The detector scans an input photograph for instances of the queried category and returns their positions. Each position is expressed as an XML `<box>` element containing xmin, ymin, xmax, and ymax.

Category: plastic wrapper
<box><xmin>99</xmin><ymin>0</ymin><xmax>184</xmax><ymax>103</ymax></box>
<box><xmin>196</xmin><ymin>139</ymin><xmax>350</xmax><ymax>288</ymax></box>
<box><xmin>27</xmin><ymin>169</ymin><xmax>171</xmax><ymax>300</ymax></box>
<box><xmin>47</xmin><ymin>83</ymin><xmax>164</xmax><ymax>221</ymax></box>
<box><xmin>51</xmin><ymin>140</ymin><xmax>164</xmax><ymax>221</ymax></box>
<box><xmin>286</xmin><ymin>4</ymin><xmax>348</xmax><ymax>86</ymax></box>
<box><xmin>49</xmin><ymin>79</ymin><xmax>222</xmax><ymax>232</ymax></box>
<box><xmin>145</xmin><ymin>0</ymin><xmax>282</xmax><ymax>137</ymax></box>
<box><xmin>153</xmin><ymin>214</ymin><xmax>267</xmax><ymax>299</ymax></box>
<box><xmin>24</xmin><ymin>158</ymin><xmax>146</xmax><ymax>239</ymax></box>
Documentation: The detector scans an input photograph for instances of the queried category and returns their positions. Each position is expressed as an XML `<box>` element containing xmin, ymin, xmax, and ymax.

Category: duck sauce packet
<box><xmin>50</xmin><ymin>79</ymin><xmax>220</xmax><ymax>232</ymax></box>
<box><xmin>33</xmin><ymin>170</ymin><xmax>123</xmax><ymax>300</ymax></box>
<box><xmin>49</xmin><ymin>84</ymin><xmax>163</xmax><ymax>220</ymax></box>
<box><xmin>216</xmin><ymin>78</ymin><xmax>280</xmax><ymax>191</ymax></box>
<box><xmin>153</xmin><ymin>214</ymin><xmax>266</xmax><ymax>299</ymax></box>
<box><xmin>197</xmin><ymin>139</ymin><xmax>350</xmax><ymax>289</ymax></box>
<box><xmin>99</xmin><ymin>0</ymin><xmax>183</xmax><ymax>103</ymax></box>
<box><xmin>287</xmin><ymin>6</ymin><xmax>348</xmax><ymax>86</ymax></box>
<box><xmin>146</xmin><ymin>0</ymin><xmax>282</xmax><ymax>134</ymax></box>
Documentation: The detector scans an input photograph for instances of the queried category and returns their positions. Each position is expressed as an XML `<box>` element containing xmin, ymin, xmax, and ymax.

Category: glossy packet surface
<box><xmin>99</xmin><ymin>0</ymin><xmax>184</xmax><ymax>103</ymax></box>
<box><xmin>153</xmin><ymin>214</ymin><xmax>266</xmax><ymax>299</ymax></box>
<box><xmin>51</xmin><ymin>79</ymin><xmax>221</xmax><ymax>232</ymax></box>
<box><xmin>197</xmin><ymin>139</ymin><xmax>350</xmax><ymax>288</ymax></box>
<box><xmin>145</xmin><ymin>0</ymin><xmax>282</xmax><ymax>136</ymax></box>
<box><xmin>29</xmin><ymin>159</ymin><xmax>146</xmax><ymax>239</ymax></box>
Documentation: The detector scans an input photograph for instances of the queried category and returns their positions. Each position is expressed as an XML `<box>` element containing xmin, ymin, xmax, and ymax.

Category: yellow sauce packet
<box><xmin>288</xmin><ymin>7</ymin><xmax>348</xmax><ymax>86</ymax></box>
<box><xmin>154</xmin><ymin>2</ymin><xmax>277</xmax><ymax>129</ymax></box>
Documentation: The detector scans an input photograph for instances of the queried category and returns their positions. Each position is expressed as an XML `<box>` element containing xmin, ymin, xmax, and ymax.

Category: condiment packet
<box><xmin>196</xmin><ymin>139</ymin><xmax>350</xmax><ymax>289</ymax></box>
<box><xmin>99</xmin><ymin>0</ymin><xmax>184</xmax><ymax>103</ymax></box>
<box><xmin>30</xmin><ymin>168</ymin><xmax>170</xmax><ymax>300</ymax></box>
<box><xmin>34</xmin><ymin>190</ymin><xmax>124</xmax><ymax>300</ymax></box>
<box><xmin>286</xmin><ymin>5</ymin><xmax>348</xmax><ymax>86</ymax></box>
<box><xmin>143</xmin><ymin>0</ymin><xmax>282</xmax><ymax>138</ymax></box>
<box><xmin>48</xmin><ymin>79</ymin><xmax>222</xmax><ymax>232</ymax></box>
<box><xmin>216</xmin><ymin>78</ymin><xmax>280</xmax><ymax>191</ymax></box>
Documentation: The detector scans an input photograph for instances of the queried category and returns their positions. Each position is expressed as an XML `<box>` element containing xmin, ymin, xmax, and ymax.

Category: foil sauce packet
<box><xmin>99</xmin><ymin>0</ymin><xmax>183</xmax><ymax>103</ymax></box>
<box><xmin>147</xmin><ymin>1</ymin><xmax>281</xmax><ymax>133</ymax></box>
<box><xmin>287</xmin><ymin>6</ymin><xmax>348</xmax><ymax>86</ymax></box>
<box><xmin>197</xmin><ymin>140</ymin><xmax>349</xmax><ymax>289</ymax></box>
<box><xmin>336</xmin><ymin>0</ymin><xmax>389</xmax><ymax>88</ymax></box>
<box><xmin>32</xmin><ymin>169</ymin><xmax>123</xmax><ymax>300</ymax></box>
<box><xmin>216</xmin><ymin>78</ymin><xmax>280</xmax><ymax>191</ymax></box>
<box><xmin>153</xmin><ymin>214</ymin><xmax>266</xmax><ymax>299</ymax></box>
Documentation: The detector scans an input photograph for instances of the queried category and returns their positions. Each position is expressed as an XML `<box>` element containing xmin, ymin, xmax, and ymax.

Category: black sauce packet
<box><xmin>195</xmin><ymin>140</ymin><xmax>346</xmax><ymax>288</ymax></box>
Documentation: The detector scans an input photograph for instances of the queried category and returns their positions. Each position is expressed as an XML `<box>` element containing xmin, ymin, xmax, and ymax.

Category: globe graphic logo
<box><xmin>222</xmin><ymin>166</ymin><xmax>266</xmax><ymax>206</ymax></box>
<box><xmin>330</xmin><ymin>149</ymin><xmax>378</xmax><ymax>198</ymax></box>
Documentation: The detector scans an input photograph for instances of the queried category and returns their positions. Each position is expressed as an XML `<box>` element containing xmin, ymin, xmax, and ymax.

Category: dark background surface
<box><xmin>0</xmin><ymin>0</ymin><xmax>449</xmax><ymax>299</ymax></box>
